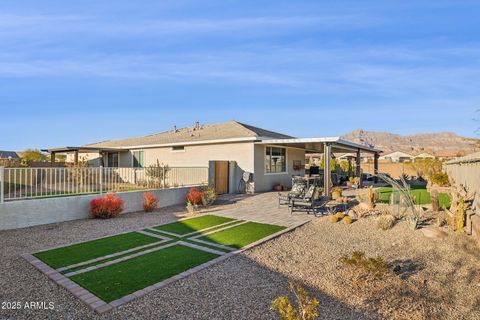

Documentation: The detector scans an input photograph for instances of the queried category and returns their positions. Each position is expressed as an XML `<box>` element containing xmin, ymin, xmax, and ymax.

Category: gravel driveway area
<box><xmin>1</xmin><ymin>193</ymin><xmax>479</xmax><ymax>320</ymax></box>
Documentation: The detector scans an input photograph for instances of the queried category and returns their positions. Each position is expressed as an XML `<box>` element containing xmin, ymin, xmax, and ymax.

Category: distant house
<box><xmin>413</xmin><ymin>152</ymin><xmax>435</xmax><ymax>161</ymax></box>
<box><xmin>0</xmin><ymin>150</ymin><xmax>20</xmax><ymax>160</ymax></box>
<box><xmin>379</xmin><ymin>151</ymin><xmax>414</xmax><ymax>163</ymax></box>
<box><xmin>44</xmin><ymin>121</ymin><xmax>379</xmax><ymax>193</ymax></box>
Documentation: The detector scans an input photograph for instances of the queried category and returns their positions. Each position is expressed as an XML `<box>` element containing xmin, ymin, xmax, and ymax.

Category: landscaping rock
<box><xmin>421</xmin><ymin>226</ymin><xmax>448</xmax><ymax>239</ymax></box>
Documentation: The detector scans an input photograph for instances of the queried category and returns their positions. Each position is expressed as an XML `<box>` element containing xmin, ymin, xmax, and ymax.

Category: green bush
<box><xmin>430</xmin><ymin>172</ymin><xmax>450</xmax><ymax>187</ymax></box>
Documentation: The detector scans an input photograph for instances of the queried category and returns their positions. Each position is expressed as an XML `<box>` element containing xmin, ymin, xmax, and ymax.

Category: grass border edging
<box><xmin>21</xmin><ymin>219</ymin><xmax>309</xmax><ymax>314</ymax></box>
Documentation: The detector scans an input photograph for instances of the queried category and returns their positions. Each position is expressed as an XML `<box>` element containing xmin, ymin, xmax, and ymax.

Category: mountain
<box><xmin>342</xmin><ymin>130</ymin><xmax>479</xmax><ymax>155</ymax></box>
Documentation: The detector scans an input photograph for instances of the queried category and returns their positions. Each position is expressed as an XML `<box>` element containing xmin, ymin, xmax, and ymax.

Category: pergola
<box><xmin>257</xmin><ymin>137</ymin><xmax>381</xmax><ymax>196</ymax></box>
<box><xmin>42</xmin><ymin>147</ymin><xmax>127</xmax><ymax>166</ymax></box>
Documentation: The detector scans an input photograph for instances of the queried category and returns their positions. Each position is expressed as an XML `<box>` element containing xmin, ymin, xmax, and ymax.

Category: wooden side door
<box><xmin>214</xmin><ymin>161</ymin><xmax>229</xmax><ymax>194</ymax></box>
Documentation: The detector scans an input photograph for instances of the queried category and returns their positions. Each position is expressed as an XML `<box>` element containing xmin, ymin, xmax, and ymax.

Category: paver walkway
<box><xmin>207</xmin><ymin>192</ymin><xmax>315</xmax><ymax>227</ymax></box>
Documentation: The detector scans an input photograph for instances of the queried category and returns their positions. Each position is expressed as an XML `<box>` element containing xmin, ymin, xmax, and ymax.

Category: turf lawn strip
<box><xmin>60</xmin><ymin>240</ymin><xmax>178</xmax><ymax>274</ymax></box>
<box><xmin>377</xmin><ymin>187</ymin><xmax>451</xmax><ymax>208</ymax></box>
<box><xmin>34</xmin><ymin>232</ymin><xmax>160</xmax><ymax>269</ymax></box>
<box><xmin>196</xmin><ymin>222</ymin><xmax>286</xmax><ymax>249</ymax></box>
<box><xmin>70</xmin><ymin>244</ymin><xmax>220</xmax><ymax>302</ymax></box>
<box><xmin>152</xmin><ymin>215</ymin><xmax>236</xmax><ymax>235</ymax></box>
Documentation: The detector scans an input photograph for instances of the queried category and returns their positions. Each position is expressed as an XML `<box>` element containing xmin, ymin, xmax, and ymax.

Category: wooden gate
<box><xmin>214</xmin><ymin>161</ymin><xmax>229</xmax><ymax>194</ymax></box>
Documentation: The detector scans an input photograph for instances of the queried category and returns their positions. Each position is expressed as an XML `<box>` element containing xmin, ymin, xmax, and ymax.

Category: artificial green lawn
<box><xmin>34</xmin><ymin>215</ymin><xmax>286</xmax><ymax>303</ymax></box>
<box><xmin>70</xmin><ymin>244</ymin><xmax>219</xmax><ymax>302</ymax></box>
<box><xmin>152</xmin><ymin>215</ymin><xmax>236</xmax><ymax>235</ymax></box>
<box><xmin>197</xmin><ymin>222</ymin><xmax>286</xmax><ymax>249</ymax></box>
<box><xmin>34</xmin><ymin>232</ymin><xmax>159</xmax><ymax>269</ymax></box>
<box><xmin>377</xmin><ymin>186</ymin><xmax>451</xmax><ymax>208</ymax></box>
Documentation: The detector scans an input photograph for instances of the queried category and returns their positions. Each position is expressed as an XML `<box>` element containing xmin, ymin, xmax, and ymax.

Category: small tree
<box><xmin>145</xmin><ymin>160</ymin><xmax>170</xmax><ymax>188</ymax></box>
<box><xmin>21</xmin><ymin>149</ymin><xmax>48</xmax><ymax>163</ymax></box>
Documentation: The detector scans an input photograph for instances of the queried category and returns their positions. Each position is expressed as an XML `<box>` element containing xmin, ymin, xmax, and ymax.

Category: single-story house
<box><xmin>44</xmin><ymin>121</ymin><xmax>380</xmax><ymax>194</ymax></box>
<box><xmin>379</xmin><ymin>151</ymin><xmax>414</xmax><ymax>163</ymax></box>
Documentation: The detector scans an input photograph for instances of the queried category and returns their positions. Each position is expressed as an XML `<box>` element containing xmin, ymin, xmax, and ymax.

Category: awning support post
<box><xmin>356</xmin><ymin>148</ymin><xmax>362</xmax><ymax>187</ymax></box>
<box><xmin>50</xmin><ymin>152</ymin><xmax>56</xmax><ymax>167</ymax></box>
<box><xmin>374</xmin><ymin>153</ymin><xmax>379</xmax><ymax>183</ymax></box>
<box><xmin>324</xmin><ymin>143</ymin><xmax>331</xmax><ymax>197</ymax></box>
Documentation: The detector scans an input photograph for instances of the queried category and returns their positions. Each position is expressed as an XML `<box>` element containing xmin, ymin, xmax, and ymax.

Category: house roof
<box><xmin>379</xmin><ymin>151</ymin><xmax>414</xmax><ymax>158</ymax></box>
<box><xmin>0</xmin><ymin>150</ymin><xmax>20</xmax><ymax>159</ymax></box>
<box><xmin>85</xmin><ymin>121</ymin><xmax>295</xmax><ymax>148</ymax></box>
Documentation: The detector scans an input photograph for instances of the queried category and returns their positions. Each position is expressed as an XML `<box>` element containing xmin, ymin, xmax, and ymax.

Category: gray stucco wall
<box><xmin>0</xmin><ymin>187</ymin><xmax>191</xmax><ymax>231</ymax></box>
<box><xmin>253</xmin><ymin>144</ymin><xmax>305</xmax><ymax>192</ymax></box>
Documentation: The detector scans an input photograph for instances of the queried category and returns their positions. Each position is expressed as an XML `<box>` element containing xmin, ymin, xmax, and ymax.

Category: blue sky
<box><xmin>1</xmin><ymin>0</ymin><xmax>479</xmax><ymax>150</ymax></box>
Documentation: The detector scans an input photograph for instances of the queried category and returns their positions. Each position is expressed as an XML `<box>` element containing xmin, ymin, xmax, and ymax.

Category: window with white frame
<box><xmin>265</xmin><ymin>146</ymin><xmax>286</xmax><ymax>173</ymax></box>
<box><xmin>132</xmin><ymin>150</ymin><xmax>144</xmax><ymax>168</ymax></box>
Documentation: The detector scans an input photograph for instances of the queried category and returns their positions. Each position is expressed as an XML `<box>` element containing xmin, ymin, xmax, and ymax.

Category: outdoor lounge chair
<box><xmin>278</xmin><ymin>178</ymin><xmax>306</xmax><ymax>207</ymax></box>
<box><xmin>289</xmin><ymin>185</ymin><xmax>327</xmax><ymax>216</ymax></box>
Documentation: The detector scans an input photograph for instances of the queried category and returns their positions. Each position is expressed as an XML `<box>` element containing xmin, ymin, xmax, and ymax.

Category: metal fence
<box><xmin>0</xmin><ymin>166</ymin><xmax>208</xmax><ymax>202</ymax></box>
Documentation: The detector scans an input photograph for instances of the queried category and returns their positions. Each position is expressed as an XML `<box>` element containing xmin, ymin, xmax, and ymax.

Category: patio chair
<box><xmin>278</xmin><ymin>178</ymin><xmax>306</xmax><ymax>207</ymax></box>
<box><xmin>289</xmin><ymin>185</ymin><xmax>327</xmax><ymax>216</ymax></box>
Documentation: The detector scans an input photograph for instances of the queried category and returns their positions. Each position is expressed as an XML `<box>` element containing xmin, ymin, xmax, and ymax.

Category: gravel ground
<box><xmin>1</xmin><ymin>195</ymin><xmax>479</xmax><ymax>320</ymax></box>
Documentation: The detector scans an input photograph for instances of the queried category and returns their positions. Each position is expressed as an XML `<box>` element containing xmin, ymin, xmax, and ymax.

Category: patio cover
<box><xmin>256</xmin><ymin>137</ymin><xmax>381</xmax><ymax>196</ymax></box>
<box><xmin>41</xmin><ymin>146</ymin><xmax>127</xmax><ymax>165</ymax></box>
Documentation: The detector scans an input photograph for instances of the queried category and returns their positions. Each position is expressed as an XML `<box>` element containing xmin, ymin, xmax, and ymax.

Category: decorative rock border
<box><xmin>22</xmin><ymin>219</ymin><xmax>309</xmax><ymax>314</ymax></box>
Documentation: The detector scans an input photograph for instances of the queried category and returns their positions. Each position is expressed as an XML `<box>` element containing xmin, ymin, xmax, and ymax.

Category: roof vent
<box><xmin>193</xmin><ymin>121</ymin><xmax>201</xmax><ymax>131</ymax></box>
<box><xmin>173</xmin><ymin>125</ymin><xmax>178</xmax><ymax>133</ymax></box>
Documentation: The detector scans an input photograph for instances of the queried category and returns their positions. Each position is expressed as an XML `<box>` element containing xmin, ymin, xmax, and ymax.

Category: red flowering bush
<box><xmin>143</xmin><ymin>192</ymin><xmax>159</xmax><ymax>212</ymax></box>
<box><xmin>89</xmin><ymin>193</ymin><xmax>124</xmax><ymax>219</ymax></box>
<box><xmin>186</xmin><ymin>187</ymin><xmax>204</xmax><ymax>205</ymax></box>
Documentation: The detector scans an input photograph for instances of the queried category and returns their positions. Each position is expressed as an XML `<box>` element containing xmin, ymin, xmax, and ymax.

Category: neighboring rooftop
<box><xmin>85</xmin><ymin>121</ymin><xmax>295</xmax><ymax>148</ymax></box>
<box><xmin>0</xmin><ymin>150</ymin><xmax>20</xmax><ymax>159</ymax></box>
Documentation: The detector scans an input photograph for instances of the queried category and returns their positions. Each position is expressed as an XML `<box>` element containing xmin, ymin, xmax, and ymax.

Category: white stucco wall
<box><xmin>0</xmin><ymin>187</ymin><xmax>192</xmax><ymax>230</ymax></box>
<box><xmin>253</xmin><ymin>144</ymin><xmax>305</xmax><ymax>192</ymax></box>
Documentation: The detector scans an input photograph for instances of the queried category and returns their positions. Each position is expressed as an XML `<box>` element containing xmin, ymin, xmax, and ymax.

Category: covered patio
<box><xmin>256</xmin><ymin>137</ymin><xmax>381</xmax><ymax>196</ymax></box>
<box><xmin>43</xmin><ymin>146</ymin><xmax>128</xmax><ymax>166</ymax></box>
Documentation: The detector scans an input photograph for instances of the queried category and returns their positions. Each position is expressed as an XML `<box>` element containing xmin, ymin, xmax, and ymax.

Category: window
<box><xmin>265</xmin><ymin>147</ymin><xmax>286</xmax><ymax>173</ymax></box>
<box><xmin>107</xmin><ymin>152</ymin><xmax>119</xmax><ymax>167</ymax></box>
<box><xmin>132</xmin><ymin>150</ymin><xmax>144</xmax><ymax>168</ymax></box>
<box><xmin>171</xmin><ymin>146</ymin><xmax>185</xmax><ymax>152</ymax></box>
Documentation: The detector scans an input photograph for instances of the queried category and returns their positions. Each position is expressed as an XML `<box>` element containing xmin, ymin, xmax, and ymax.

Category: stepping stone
<box><xmin>421</xmin><ymin>226</ymin><xmax>448</xmax><ymax>239</ymax></box>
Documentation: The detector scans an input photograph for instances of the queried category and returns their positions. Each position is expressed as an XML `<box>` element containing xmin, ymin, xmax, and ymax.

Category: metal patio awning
<box><xmin>256</xmin><ymin>137</ymin><xmax>381</xmax><ymax>154</ymax></box>
<box><xmin>41</xmin><ymin>146</ymin><xmax>128</xmax><ymax>153</ymax></box>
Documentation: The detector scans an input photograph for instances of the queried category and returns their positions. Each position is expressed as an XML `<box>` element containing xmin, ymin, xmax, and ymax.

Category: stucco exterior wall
<box><xmin>253</xmin><ymin>144</ymin><xmax>305</xmax><ymax>192</ymax></box>
<box><xmin>140</xmin><ymin>142</ymin><xmax>254</xmax><ymax>172</ymax></box>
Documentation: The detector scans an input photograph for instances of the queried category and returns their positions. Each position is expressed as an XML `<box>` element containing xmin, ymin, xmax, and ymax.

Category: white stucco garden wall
<box><xmin>0</xmin><ymin>187</ymin><xmax>191</xmax><ymax>231</ymax></box>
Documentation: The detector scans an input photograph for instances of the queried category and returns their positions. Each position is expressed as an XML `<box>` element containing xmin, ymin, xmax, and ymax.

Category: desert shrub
<box><xmin>343</xmin><ymin>216</ymin><xmax>353</xmax><ymax>224</ymax></box>
<box><xmin>335</xmin><ymin>212</ymin><xmax>345</xmax><ymax>220</ymax></box>
<box><xmin>186</xmin><ymin>201</ymin><xmax>198</xmax><ymax>213</ymax></box>
<box><xmin>339</xmin><ymin>251</ymin><xmax>389</xmax><ymax>279</ymax></box>
<box><xmin>143</xmin><ymin>192</ymin><xmax>159</xmax><ymax>212</ymax></box>
<box><xmin>376</xmin><ymin>214</ymin><xmax>396</xmax><ymax>230</ymax></box>
<box><xmin>430</xmin><ymin>172</ymin><xmax>450</xmax><ymax>187</ymax></box>
<box><xmin>271</xmin><ymin>282</ymin><xmax>320</xmax><ymax>320</ymax></box>
<box><xmin>435</xmin><ymin>212</ymin><xmax>448</xmax><ymax>227</ymax></box>
<box><xmin>186</xmin><ymin>187</ymin><xmax>204</xmax><ymax>205</ymax></box>
<box><xmin>89</xmin><ymin>193</ymin><xmax>124</xmax><ymax>219</ymax></box>
<box><xmin>329</xmin><ymin>215</ymin><xmax>339</xmax><ymax>223</ymax></box>
<box><xmin>200</xmin><ymin>185</ymin><xmax>217</xmax><ymax>206</ymax></box>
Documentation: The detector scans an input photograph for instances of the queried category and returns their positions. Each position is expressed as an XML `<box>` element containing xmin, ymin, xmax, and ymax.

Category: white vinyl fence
<box><xmin>0</xmin><ymin>166</ymin><xmax>208</xmax><ymax>202</ymax></box>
